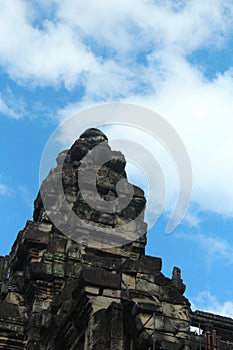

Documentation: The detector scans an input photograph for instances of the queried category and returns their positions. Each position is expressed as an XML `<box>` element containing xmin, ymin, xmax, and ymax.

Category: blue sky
<box><xmin>1</xmin><ymin>0</ymin><xmax>233</xmax><ymax>317</ymax></box>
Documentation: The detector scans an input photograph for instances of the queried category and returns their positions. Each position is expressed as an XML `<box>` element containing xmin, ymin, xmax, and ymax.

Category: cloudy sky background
<box><xmin>1</xmin><ymin>0</ymin><xmax>233</xmax><ymax>317</ymax></box>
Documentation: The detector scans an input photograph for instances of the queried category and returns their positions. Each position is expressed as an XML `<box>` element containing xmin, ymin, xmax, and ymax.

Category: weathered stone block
<box><xmin>83</xmin><ymin>268</ymin><xmax>121</xmax><ymax>289</ymax></box>
<box><xmin>85</xmin><ymin>286</ymin><xmax>100</xmax><ymax>295</ymax></box>
<box><xmin>91</xmin><ymin>296</ymin><xmax>121</xmax><ymax>313</ymax></box>
<box><xmin>122</xmin><ymin>274</ymin><xmax>136</xmax><ymax>289</ymax></box>
<box><xmin>136</xmin><ymin>278</ymin><xmax>160</xmax><ymax>296</ymax></box>
<box><xmin>103</xmin><ymin>289</ymin><xmax>121</xmax><ymax>298</ymax></box>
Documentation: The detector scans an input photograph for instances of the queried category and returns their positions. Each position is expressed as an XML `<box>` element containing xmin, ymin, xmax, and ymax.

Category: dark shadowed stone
<box><xmin>119</xmin><ymin>256</ymin><xmax>162</xmax><ymax>275</ymax></box>
<box><xmin>70</xmin><ymin>128</ymin><xmax>108</xmax><ymax>162</ymax></box>
<box><xmin>107</xmin><ymin>151</ymin><xmax>126</xmax><ymax>176</ymax></box>
<box><xmin>79</xmin><ymin>128</ymin><xmax>108</xmax><ymax>143</ymax></box>
<box><xmin>171</xmin><ymin>266</ymin><xmax>186</xmax><ymax>295</ymax></box>
<box><xmin>82</xmin><ymin>268</ymin><xmax>121</xmax><ymax>289</ymax></box>
<box><xmin>0</xmin><ymin>300</ymin><xmax>20</xmax><ymax>318</ymax></box>
<box><xmin>30</xmin><ymin>262</ymin><xmax>54</xmax><ymax>281</ymax></box>
<box><xmin>47</xmin><ymin>236</ymin><xmax>67</xmax><ymax>253</ymax></box>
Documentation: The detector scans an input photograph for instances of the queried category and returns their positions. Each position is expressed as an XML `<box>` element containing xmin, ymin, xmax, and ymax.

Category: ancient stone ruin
<box><xmin>0</xmin><ymin>128</ymin><xmax>232</xmax><ymax>349</ymax></box>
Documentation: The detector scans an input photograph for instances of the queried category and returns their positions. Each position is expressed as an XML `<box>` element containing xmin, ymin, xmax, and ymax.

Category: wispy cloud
<box><xmin>177</xmin><ymin>232</ymin><xmax>233</xmax><ymax>267</ymax></box>
<box><xmin>18</xmin><ymin>185</ymin><xmax>34</xmax><ymax>208</ymax></box>
<box><xmin>0</xmin><ymin>94</ymin><xmax>21</xmax><ymax>119</ymax></box>
<box><xmin>0</xmin><ymin>183</ymin><xmax>9</xmax><ymax>196</ymax></box>
<box><xmin>191</xmin><ymin>291</ymin><xmax>233</xmax><ymax>318</ymax></box>
<box><xmin>0</xmin><ymin>89</ymin><xmax>25</xmax><ymax>119</ymax></box>
<box><xmin>0</xmin><ymin>173</ymin><xmax>33</xmax><ymax>206</ymax></box>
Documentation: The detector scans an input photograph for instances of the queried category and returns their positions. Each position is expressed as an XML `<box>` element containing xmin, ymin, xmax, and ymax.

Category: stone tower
<box><xmin>1</xmin><ymin>128</ymin><xmax>232</xmax><ymax>349</ymax></box>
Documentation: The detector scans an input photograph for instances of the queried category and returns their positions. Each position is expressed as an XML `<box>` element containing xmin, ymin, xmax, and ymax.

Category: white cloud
<box><xmin>1</xmin><ymin>0</ymin><xmax>233</xmax><ymax>219</ymax></box>
<box><xmin>56</xmin><ymin>0</ymin><xmax>231</xmax><ymax>55</ymax></box>
<box><xmin>0</xmin><ymin>92</ymin><xmax>24</xmax><ymax>119</ymax></box>
<box><xmin>56</xmin><ymin>60</ymin><xmax>233</xmax><ymax>221</ymax></box>
<box><xmin>191</xmin><ymin>291</ymin><xmax>233</xmax><ymax>318</ymax></box>
<box><xmin>177</xmin><ymin>232</ymin><xmax>233</xmax><ymax>266</ymax></box>
<box><xmin>133</xmin><ymin>62</ymin><xmax>233</xmax><ymax>218</ymax></box>
<box><xmin>0</xmin><ymin>0</ymin><xmax>232</xmax><ymax>89</ymax></box>
<box><xmin>0</xmin><ymin>0</ymin><xmax>99</xmax><ymax>88</ymax></box>
<box><xmin>0</xmin><ymin>183</ymin><xmax>9</xmax><ymax>196</ymax></box>
<box><xmin>0</xmin><ymin>179</ymin><xmax>33</xmax><ymax>206</ymax></box>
